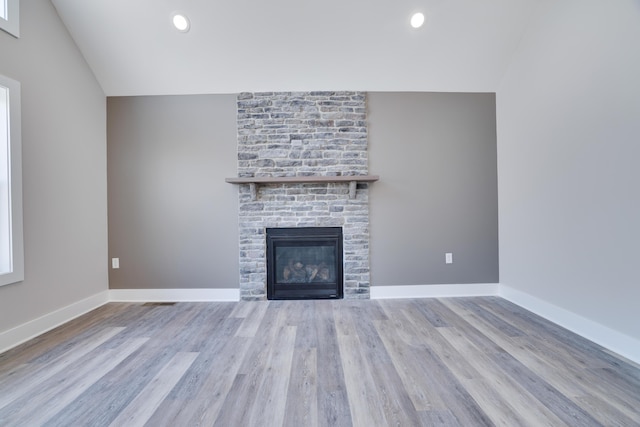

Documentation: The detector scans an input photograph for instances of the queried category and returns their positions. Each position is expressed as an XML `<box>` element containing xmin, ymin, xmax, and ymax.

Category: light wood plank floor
<box><xmin>0</xmin><ymin>297</ymin><xmax>638</xmax><ymax>426</ymax></box>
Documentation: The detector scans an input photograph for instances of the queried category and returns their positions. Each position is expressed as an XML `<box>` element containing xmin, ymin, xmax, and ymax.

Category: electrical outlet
<box><xmin>112</xmin><ymin>258</ymin><xmax>120</xmax><ymax>269</ymax></box>
<box><xmin>445</xmin><ymin>253</ymin><xmax>453</xmax><ymax>264</ymax></box>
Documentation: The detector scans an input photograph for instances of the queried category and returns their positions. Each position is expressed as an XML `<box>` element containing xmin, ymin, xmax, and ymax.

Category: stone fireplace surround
<box><xmin>235</xmin><ymin>91</ymin><xmax>371</xmax><ymax>300</ymax></box>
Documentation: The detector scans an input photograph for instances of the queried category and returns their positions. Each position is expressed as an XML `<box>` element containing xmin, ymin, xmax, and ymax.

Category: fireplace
<box><xmin>266</xmin><ymin>227</ymin><xmax>343</xmax><ymax>300</ymax></box>
<box><xmin>236</xmin><ymin>92</ymin><xmax>371</xmax><ymax>300</ymax></box>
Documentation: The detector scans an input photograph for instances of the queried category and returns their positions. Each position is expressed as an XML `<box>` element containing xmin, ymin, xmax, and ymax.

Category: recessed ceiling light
<box><xmin>172</xmin><ymin>13</ymin><xmax>190</xmax><ymax>32</ymax></box>
<box><xmin>410</xmin><ymin>12</ymin><xmax>425</xmax><ymax>29</ymax></box>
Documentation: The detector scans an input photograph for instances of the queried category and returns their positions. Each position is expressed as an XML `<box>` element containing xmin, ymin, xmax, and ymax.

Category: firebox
<box><xmin>266</xmin><ymin>227</ymin><xmax>343</xmax><ymax>300</ymax></box>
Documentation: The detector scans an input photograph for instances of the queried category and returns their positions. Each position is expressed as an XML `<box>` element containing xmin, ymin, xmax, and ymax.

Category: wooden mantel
<box><xmin>225</xmin><ymin>175</ymin><xmax>380</xmax><ymax>200</ymax></box>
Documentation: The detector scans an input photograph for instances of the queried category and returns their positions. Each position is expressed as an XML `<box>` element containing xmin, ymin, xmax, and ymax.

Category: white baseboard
<box><xmin>0</xmin><ymin>288</ymin><xmax>238</xmax><ymax>354</ymax></box>
<box><xmin>0</xmin><ymin>291</ymin><xmax>110</xmax><ymax>355</ymax></box>
<box><xmin>500</xmin><ymin>285</ymin><xmax>640</xmax><ymax>365</ymax></box>
<box><xmin>109</xmin><ymin>288</ymin><xmax>240</xmax><ymax>302</ymax></box>
<box><xmin>3</xmin><ymin>284</ymin><xmax>638</xmax><ymax>366</ymax></box>
<box><xmin>371</xmin><ymin>283</ymin><xmax>499</xmax><ymax>299</ymax></box>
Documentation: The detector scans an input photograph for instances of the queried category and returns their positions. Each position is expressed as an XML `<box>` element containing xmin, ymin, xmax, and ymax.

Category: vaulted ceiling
<box><xmin>51</xmin><ymin>0</ymin><xmax>536</xmax><ymax>96</ymax></box>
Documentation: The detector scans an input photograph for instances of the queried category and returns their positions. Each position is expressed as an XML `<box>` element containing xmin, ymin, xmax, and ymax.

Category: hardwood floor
<box><xmin>0</xmin><ymin>297</ymin><xmax>638</xmax><ymax>426</ymax></box>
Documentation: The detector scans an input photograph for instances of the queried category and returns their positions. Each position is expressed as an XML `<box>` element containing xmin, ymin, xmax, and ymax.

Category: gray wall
<box><xmin>368</xmin><ymin>92</ymin><xmax>498</xmax><ymax>286</ymax></box>
<box><xmin>107</xmin><ymin>92</ymin><xmax>498</xmax><ymax>290</ymax></box>
<box><xmin>0</xmin><ymin>1</ymin><xmax>107</xmax><ymax>331</ymax></box>
<box><xmin>497</xmin><ymin>0</ymin><xmax>640</xmax><ymax>341</ymax></box>
<box><xmin>107</xmin><ymin>95</ymin><xmax>239</xmax><ymax>289</ymax></box>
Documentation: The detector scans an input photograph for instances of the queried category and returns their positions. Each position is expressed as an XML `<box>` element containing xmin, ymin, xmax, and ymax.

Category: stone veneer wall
<box><xmin>236</xmin><ymin>91</ymin><xmax>370</xmax><ymax>300</ymax></box>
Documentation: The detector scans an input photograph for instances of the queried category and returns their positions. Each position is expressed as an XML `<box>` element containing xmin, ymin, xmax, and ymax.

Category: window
<box><xmin>0</xmin><ymin>74</ymin><xmax>23</xmax><ymax>286</ymax></box>
<box><xmin>0</xmin><ymin>0</ymin><xmax>19</xmax><ymax>38</ymax></box>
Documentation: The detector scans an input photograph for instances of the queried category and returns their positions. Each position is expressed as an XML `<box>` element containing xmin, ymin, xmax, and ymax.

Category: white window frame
<box><xmin>0</xmin><ymin>0</ymin><xmax>20</xmax><ymax>38</ymax></box>
<box><xmin>0</xmin><ymin>74</ymin><xmax>23</xmax><ymax>287</ymax></box>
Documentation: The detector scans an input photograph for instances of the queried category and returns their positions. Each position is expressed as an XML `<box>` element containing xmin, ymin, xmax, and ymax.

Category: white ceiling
<box><xmin>51</xmin><ymin>0</ymin><xmax>537</xmax><ymax>96</ymax></box>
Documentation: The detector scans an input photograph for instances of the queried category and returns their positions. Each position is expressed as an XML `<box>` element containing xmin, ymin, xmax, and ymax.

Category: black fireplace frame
<box><xmin>266</xmin><ymin>227</ymin><xmax>343</xmax><ymax>300</ymax></box>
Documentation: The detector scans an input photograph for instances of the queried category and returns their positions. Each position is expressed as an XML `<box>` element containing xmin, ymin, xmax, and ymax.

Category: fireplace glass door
<box><xmin>266</xmin><ymin>227</ymin><xmax>343</xmax><ymax>300</ymax></box>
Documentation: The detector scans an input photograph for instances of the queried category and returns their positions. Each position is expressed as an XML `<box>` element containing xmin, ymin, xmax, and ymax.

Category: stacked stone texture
<box><xmin>236</xmin><ymin>91</ymin><xmax>371</xmax><ymax>300</ymax></box>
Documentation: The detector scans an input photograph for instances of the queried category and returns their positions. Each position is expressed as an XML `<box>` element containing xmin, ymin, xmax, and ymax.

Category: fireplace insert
<box><xmin>266</xmin><ymin>227</ymin><xmax>343</xmax><ymax>300</ymax></box>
